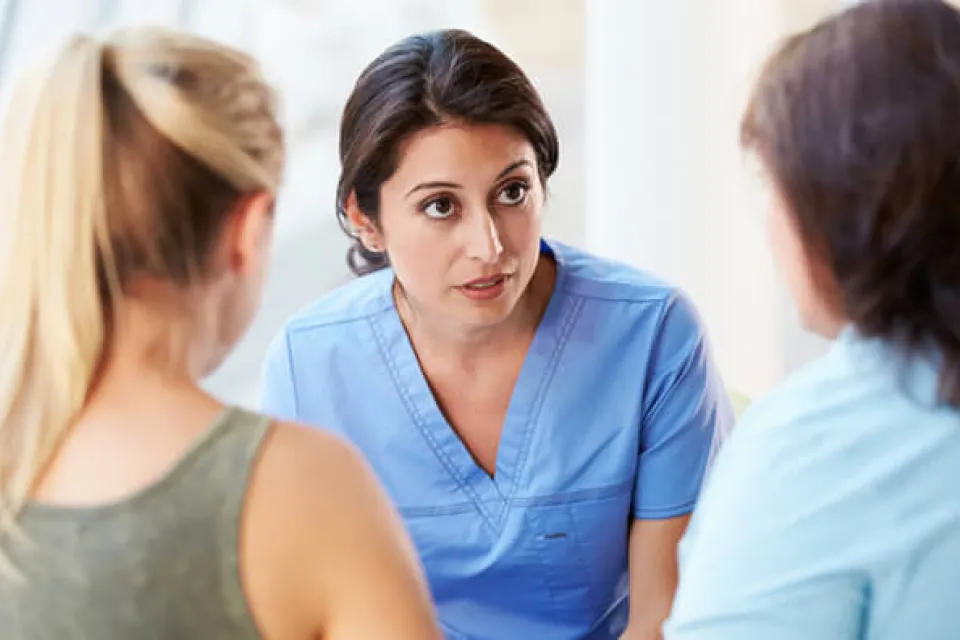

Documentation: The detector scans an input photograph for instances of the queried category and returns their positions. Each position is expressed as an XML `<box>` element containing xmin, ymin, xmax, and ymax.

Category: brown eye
<box><xmin>422</xmin><ymin>196</ymin><xmax>456</xmax><ymax>219</ymax></box>
<box><xmin>497</xmin><ymin>181</ymin><xmax>529</xmax><ymax>206</ymax></box>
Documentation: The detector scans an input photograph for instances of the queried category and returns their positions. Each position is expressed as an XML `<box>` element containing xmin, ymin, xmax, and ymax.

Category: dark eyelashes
<box><xmin>419</xmin><ymin>193</ymin><xmax>453</xmax><ymax>210</ymax></box>
<box><xmin>500</xmin><ymin>178</ymin><xmax>531</xmax><ymax>191</ymax></box>
<box><xmin>417</xmin><ymin>177</ymin><xmax>533</xmax><ymax>218</ymax></box>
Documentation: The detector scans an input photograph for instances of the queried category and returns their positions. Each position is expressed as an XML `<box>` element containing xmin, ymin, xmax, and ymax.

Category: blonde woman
<box><xmin>0</xmin><ymin>28</ymin><xmax>440</xmax><ymax>639</ymax></box>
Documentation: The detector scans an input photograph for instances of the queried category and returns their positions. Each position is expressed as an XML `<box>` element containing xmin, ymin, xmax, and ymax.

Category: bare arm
<box><xmin>314</xmin><ymin>437</ymin><xmax>440</xmax><ymax>639</ymax></box>
<box><xmin>621</xmin><ymin>515</ymin><xmax>690</xmax><ymax>640</ymax></box>
<box><xmin>243</xmin><ymin>422</ymin><xmax>442</xmax><ymax>640</ymax></box>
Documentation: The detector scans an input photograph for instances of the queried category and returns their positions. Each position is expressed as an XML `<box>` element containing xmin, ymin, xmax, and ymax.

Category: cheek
<box><xmin>766</xmin><ymin>204</ymin><xmax>823</xmax><ymax>320</ymax></box>
<box><xmin>500</xmin><ymin>203</ymin><xmax>543</xmax><ymax>253</ymax></box>
<box><xmin>381</xmin><ymin>216</ymin><xmax>456</xmax><ymax>292</ymax></box>
<box><xmin>766</xmin><ymin>205</ymin><xmax>793</xmax><ymax>269</ymax></box>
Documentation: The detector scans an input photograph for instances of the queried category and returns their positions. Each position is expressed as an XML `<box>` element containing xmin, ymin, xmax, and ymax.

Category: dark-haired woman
<box><xmin>262</xmin><ymin>29</ymin><xmax>733</xmax><ymax>639</ymax></box>
<box><xmin>666</xmin><ymin>1</ymin><xmax>960</xmax><ymax>638</ymax></box>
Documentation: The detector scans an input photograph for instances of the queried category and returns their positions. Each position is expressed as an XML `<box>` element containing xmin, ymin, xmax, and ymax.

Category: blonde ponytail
<box><xmin>0</xmin><ymin>28</ymin><xmax>283</xmax><ymax>571</ymax></box>
<box><xmin>0</xmin><ymin>36</ymin><xmax>111</xmax><ymax>560</ymax></box>
<box><xmin>107</xmin><ymin>28</ymin><xmax>281</xmax><ymax>193</ymax></box>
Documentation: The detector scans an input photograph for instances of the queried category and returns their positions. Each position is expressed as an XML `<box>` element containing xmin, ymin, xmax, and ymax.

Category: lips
<box><xmin>457</xmin><ymin>273</ymin><xmax>511</xmax><ymax>301</ymax></box>
<box><xmin>462</xmin><ymin>274</ymin><xmax>507</xmax><ymax>290</ymax></box>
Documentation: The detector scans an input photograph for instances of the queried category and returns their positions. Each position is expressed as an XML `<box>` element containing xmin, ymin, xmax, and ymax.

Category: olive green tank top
<box><xmin>0</xmin><ymin>406</ymin><xmax>270</xmax><ymax>640</ymax></box>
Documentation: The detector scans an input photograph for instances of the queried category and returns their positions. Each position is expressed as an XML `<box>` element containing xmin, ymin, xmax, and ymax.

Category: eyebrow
<box><xmin>404</xmin><ymin>159</ymin><xmax>533</xmax><ymax>198</ymax></box>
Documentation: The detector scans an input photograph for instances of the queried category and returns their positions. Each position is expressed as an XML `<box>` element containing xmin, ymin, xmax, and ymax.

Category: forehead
<box><xmin>391</xmin><ymin>122</ymin><xmax>536</xmax><ymax>185</ymax></box>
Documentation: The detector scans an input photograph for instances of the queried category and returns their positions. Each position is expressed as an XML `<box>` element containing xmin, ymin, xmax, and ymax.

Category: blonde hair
<box><xmin>0</xmin><ymin>28</ymin><xmax>284</xmax><ymax>561</ymax></box>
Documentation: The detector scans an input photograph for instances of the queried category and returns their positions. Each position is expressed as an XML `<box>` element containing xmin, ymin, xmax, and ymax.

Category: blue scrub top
<box><xmin>261</xmin><ymin>239</ymin><xmax>733</xmax><ymax>639</ymax></box>
<box><xmin>665</xmin><ymin>328</ymin><xmax>960</xmax><ymax>639</ymax></box>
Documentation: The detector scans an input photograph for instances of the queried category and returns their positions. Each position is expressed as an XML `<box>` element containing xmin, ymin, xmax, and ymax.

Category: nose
<box><xmin>463</xmin><ymin>209</ymin><xmax>503</xmax><ymax>264</ymax></box>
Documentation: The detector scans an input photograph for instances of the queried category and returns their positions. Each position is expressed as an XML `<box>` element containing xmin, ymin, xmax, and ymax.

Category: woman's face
<box><xmin>352</xmin><ymin>122</ymin><xmax>545</xmax><ymax>330</ymax></box>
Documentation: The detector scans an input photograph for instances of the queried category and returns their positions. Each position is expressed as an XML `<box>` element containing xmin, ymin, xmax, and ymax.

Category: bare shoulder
<box><xmin>241</xmin><ymin>420</ymin><xmax>441</xmax><ymax>640</ymax></box>
<box><xmin>258</xmin><ymin>420</ymin><xmax>375</xmax><ymax>494</ymax></box>
<box><xmin>247</xmin><ymin>419</ymin><xmax>404</xmax><ymax>564</ymax></box>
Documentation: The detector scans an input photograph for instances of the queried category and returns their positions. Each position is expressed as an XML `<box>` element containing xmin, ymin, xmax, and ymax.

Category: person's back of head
<box><xmin>742</xmin><ymin>0</ymin><xmax>960</xmax><ymax>406</ymax></box>
<box><xmin>0</xmin><ymin>27</ymin><xmax>443</xmax><ymax>640</ymax></box>
<box><xmin>0</xmin><ymin>26</ymin><xmax>284</xmax><ymax>557</ymax></box>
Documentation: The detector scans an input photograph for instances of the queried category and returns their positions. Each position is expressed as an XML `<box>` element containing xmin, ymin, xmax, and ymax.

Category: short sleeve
<box><xmin>663</xmin><ymin>409</ymin><xmax>870</xmax><ymax>639</ymax></box>
<box><xmin>260</xmin><ymin>328</ymin><xmax>299</xmax><ymax>421</ymax></box>
<box><xmin>633</xmin><ymin>292</ymin><xmax>733</xmax><ymax>519</ymax></box>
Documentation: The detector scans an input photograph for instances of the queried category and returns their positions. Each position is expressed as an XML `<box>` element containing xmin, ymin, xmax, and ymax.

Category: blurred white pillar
<box><xmin>584</xmin><ymin>0</ymin><xmax>837</xmax><ymax>397</ymax></box>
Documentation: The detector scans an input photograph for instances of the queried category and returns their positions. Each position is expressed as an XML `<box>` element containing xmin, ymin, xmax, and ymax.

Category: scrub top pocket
<box><xmin>524</xmin><ymin>485</ymin><xmax>632</xmax><ymax>622</ymax></box>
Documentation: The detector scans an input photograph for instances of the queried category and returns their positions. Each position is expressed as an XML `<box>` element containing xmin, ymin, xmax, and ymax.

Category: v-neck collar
<box><xmin>369</xmin><ymin>239</ymin><xmax>582</xmax><ymax>531</ymax></box>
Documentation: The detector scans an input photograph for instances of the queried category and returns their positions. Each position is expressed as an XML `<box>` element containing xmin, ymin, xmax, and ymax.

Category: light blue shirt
<box><xmin>666</xmin><ymin>328</ymin><xmax>960</xmax><ymax>639</ymax></box>
<box><xmin>261</xmin><ymin>239</ymin><xmax>732</xmax><ymax>640</ymax></box>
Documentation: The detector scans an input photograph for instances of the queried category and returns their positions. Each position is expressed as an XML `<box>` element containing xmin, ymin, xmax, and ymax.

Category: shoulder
<box><xmin>729</xmin><ymin>330</ymin><xmax>887</xmax><ymax>446</ymax></box>
<box><xmin>244</xmin><ymin>420</ymin><xmax>403</xmax><ymax>578</ymax></box>
<box><xmin>264</xmin><ymin>269</ymin><xmax>393</xmax><ymax>362</ymax></box>
<box><xmin>549</xmin><ymin>238</ymin><xmax>678</xmax><ymax>305</ymax></box>
<box><xmin>721</xmin><ymin>329</ymin><xmax>954</xmax><ymax>490</ymax></box>
<box><xmin>282</xmin><ymin>269</ymin><xmax>394</xmax><ymax>335</ymax></box>
<box><xmin>549</xmin><ymin>239</ymin><xmax>706</xmax><ymax>342</ymax></box>
<box><xmin>239</xmin><ymin>420</ymin><xmax>371</xmax><ymax>602</ymax></box>
<box><xmin>251</xmin><ymin>420</ymin><xmax>377</xmax><ymax>515</ymax></box>
<box><xmin>241</xmin><ymin>420</ymin><xmax>437</xmax><ymax>637</ymax></box>
<box><xmin>675</xmin><ymin>341</ymin><xmax>909</xmax><ymax>602</ymax></box>
<box><xmin>696</xmin><ymin>336</ymin><xmax>891</xmax><ymax>525</ymax></box>
<box><xmin>716</xmin><ymin>348</ymin><xmax>853</xmax><ymax>466</ymax></box>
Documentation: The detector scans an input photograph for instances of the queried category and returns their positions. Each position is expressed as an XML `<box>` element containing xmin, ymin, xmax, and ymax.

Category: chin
<box><xmin>453</xmin><ymin>292</ymin><xmax>522</xmax><ymax>327</ymax></box>
<box><xmin>456</xmin><ymin>302</ymin><xmax>516</xmax><ymax>327</ymax></box>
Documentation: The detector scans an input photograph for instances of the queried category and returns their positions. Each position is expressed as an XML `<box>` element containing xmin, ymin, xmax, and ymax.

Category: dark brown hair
<box><xmin>336</xmin><ymin>29</ymin><xmax>559</xmax><ymax>275</ymax></box>
<box><xmin>742</xmin><ymin>0</ymin><xmax>960</xmax><ymax>406</ymax></box>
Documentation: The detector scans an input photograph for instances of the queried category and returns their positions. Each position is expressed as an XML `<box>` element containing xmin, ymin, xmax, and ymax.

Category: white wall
<box><xmin>584</xmin><ymin>0</ymin><xmax>840</xmax><ymax>399</ymax></box>
<box><xmin>0</xmin><ymin>0</ymin><xmax>848</xmax><ymax>406</ymax></box>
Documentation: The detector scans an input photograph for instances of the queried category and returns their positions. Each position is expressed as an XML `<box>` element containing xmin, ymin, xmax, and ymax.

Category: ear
<box><xmin>228</xmin><ymin>190</ymin><xmax>275</xmax><ymax>276</ymax></box>
<box><xmin>344</xmin><ymin>190</ymin><xmax>385</xmax><ymax>252</ymax></box>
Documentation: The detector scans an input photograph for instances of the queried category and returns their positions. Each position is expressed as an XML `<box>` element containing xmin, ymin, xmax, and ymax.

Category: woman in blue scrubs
<box><xmin>262</xmin><ymin>29</ymin><xmax>733</xmax><ymax>639</ymax></box>
<box><xmin>666</xmin><ymin>2</ymin><xmax>960</xmax><ymax>638</ymax></box>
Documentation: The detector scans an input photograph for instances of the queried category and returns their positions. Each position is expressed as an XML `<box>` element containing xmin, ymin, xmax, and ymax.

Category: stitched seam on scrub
<box><xmin>368</xmin><ymin>314</ymin><xmax>498</xmax><ymax>529</ymax></box>
<box><xmin>511</xmin><ymin>480</ymin><xmax>634</xmax><ymax>507</ymax></box>
<box><xmin>501</xmin><ymin>296</ymin><xmax>586</xmax><ymax>523</ymax></box>
<box><xmin>399</xmin><ymin>503</ymin><xmax>476</xmax><ymax>518</ymax></box>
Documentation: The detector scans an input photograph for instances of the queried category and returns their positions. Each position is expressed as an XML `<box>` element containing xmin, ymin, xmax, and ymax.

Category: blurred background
<box><xmin>0</xmin><ymin>0</ymin><xmax>865</xmax><ymax>407</ymax></box>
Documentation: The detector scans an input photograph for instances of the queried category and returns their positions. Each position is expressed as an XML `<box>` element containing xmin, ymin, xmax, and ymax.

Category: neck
<box><xmin>817</xmin><ymin>315</ymin><xmax>849</xmax><ymax>341</ymax></box>
<box><xmin>92</xmin><ymin>284</ymin><xmax>220</xmax><ymax>397</ymax></box>
<box><xmin>396</xmin><ymin>256</ymin><xmax>555</xmax><ymax>362</ymax></box>
<box><xmin>809</xmin><ymin>292</ymin><xmax>849</xmax><ymax>341</ymax></box>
